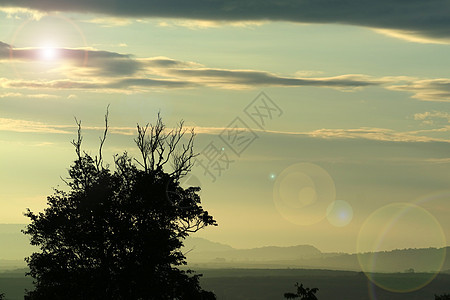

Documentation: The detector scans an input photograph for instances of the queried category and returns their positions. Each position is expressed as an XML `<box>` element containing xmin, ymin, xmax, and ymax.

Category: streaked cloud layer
<box><xmin>2</xmin><ymin>116</ymin><xmax>449</xmax><ymax>144</ymax></box>
<box><xmin>0</xmin><ymin>0</ymin><xmax>449</xmax><ymax>42</ymax></box>
<box><xmin>2</xmin><ymin>41</ymin><xmax>450</xmax><ymax>101</ymax></box>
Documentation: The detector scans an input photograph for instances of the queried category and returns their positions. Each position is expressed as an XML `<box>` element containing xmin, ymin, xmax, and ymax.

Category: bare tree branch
<box><xmin>134</xmin><ymin>114</ymin><xmax>198</xmax><ymax>181</ymax></box>
<box><xmin>71</xmin><ymin>117</ymin><xmax>83</xmax><ymax>163</ymax></box>
<box><xmin>135</xmin><ymin>124</ymin><xmax>150</xmax><ymax>171</ymax></box>
<box><xmin>95</xmin><ymin>104</ymin><xmax>110</xmax><ymax>171</ymax></box>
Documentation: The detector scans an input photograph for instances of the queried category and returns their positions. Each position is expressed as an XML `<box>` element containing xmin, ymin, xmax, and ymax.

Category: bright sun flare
<box><xmin>41</xmin><ymin>46</ymin><xmax>57</xmax><ymax>60</ymax></box>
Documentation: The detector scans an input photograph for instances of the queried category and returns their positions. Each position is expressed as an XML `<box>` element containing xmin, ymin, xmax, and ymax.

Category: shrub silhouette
<box><xmin>284</xmin><ymin>292</ymin><xmax>299</xmax><ymax>299</ymax></box>
<box><xmin>436</xmin><ymin>294</ymin><xmax>450</xmax><ymax>300</ymax></box>
<box><xmin>23</xmin><ymin>111</ymin><xmax>217</xmax><ymax>299</ymax></box>
<box><xmin>284</xmin><ymin>283</ymin><xmax>319</xmax><ymax>300</ymax></box>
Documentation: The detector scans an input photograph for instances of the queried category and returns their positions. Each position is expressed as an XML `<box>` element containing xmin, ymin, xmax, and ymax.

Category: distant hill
<box><xmin>183</xmin><ymin>237</ymin><xmax>235</xmax><ymax>253</ymax></box>
<box><xmin>183</xmin><ymin>237</ymin><xmax>450</xmax><ymax>273</ymax></box>
<box><xmin>186</xmin><ymin>246</ymin><xmax>450</xmax><ymax>273</ymax></box>
<box><xmin>1</xmin><ymin>224</ymin><xmax>449</xmax><ymax>274</ymax></box>
<box><xmin>183</xmin><ymin>238</ymin><xmax>321</xmax><ymax>263</ymax></box>
<box><xmin>296</xmin><ymin>247</ymin><xmax>450</xmax><ymax>273</ymax></box>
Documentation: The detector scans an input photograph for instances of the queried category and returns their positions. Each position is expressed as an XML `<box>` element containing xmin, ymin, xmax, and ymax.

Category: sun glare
<box><xmin>41</xmin><ymin>46</ymin><xmax>58</xmax><ymax>60</ymax></box>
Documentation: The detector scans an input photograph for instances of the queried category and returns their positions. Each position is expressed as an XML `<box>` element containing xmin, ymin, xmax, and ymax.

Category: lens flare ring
<box><xmin>356</xmin><ymin>202</ymin><xmax>446</xmax><ymax>293</ymax></box>
<box><xmin>326</xmin><ymin>200</ymin><xmax>353</xmax><ymax>227</ymax></box>
<box><xmin>273</xmin><ymin>162</ymin><xmax>336</xmax><ymax>226</ymax></box>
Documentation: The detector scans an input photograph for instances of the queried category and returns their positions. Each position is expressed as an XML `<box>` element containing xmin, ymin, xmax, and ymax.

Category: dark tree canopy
<box><xmin>23</xmin><ymin>112</ymin><xmax>217</xmax><ymax>300</ymax></box>
<box><xmin>284</xmin><ymin>283</ymin><xmax>319</xmax><ymax>300</ymax></box>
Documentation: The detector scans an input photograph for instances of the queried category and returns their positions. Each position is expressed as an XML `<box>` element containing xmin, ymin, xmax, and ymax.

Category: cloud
<box><xmin>83</xmin><ymin>17</ymin><xmax>133</xmax><ymax>27</ymax></box>
<box><xmin>0</xmin><ymin>73</ymin><xmax>383</xmax><ymax>93</ymax></box>
<box><xmin>0</xmin><ymin>117</ymin><xmax>137</xmax><ymax>135</ymax></box>
<box><xmin>424</xmin><ymin>158</ymin><xmax>450</xmax><ymax>164</ymax></box>
<box><xmin>0</xmin><ymin>118</ymin><xmax>72</xmax><ymax>134</ymax></box>
<box><xmin>373</xmin><ymin>29</ymin><xmax>450</xmax><ymax>44</ymax></box>
<box><xmin>388</xmin><ymin>79</ymin><xmax>450</xmax><ymax>102</ymax></box>
<box><xmin>0</xmin><ymin>78</ymin><xmax>195</xmax><ymax>91</ymax></box>
<box><xmin>157</xmin><ymin>19</ymin><xmax>266</xmax><ymax>29</ymax></box>
<box><xmin>0</xmin><ymin>41</ymin><xmax>11</xmax><ymax>58</ymax></box>
<box><xmin>195</xmin><ymin>126</ymin><xmax>449</xmax><ymax>143</ymax></box>
<box><xmin>2</xmin><ymin>41</ymin><xmax>450</xmax><ymax>100</ymax></box>
<box><xmin>2</xmin><ymin>114</ymin><xmax>449</xmax><ymax>144</ymax></box>
<box><xmin>168</xmin><ymin>125</ymin><xmax>450</xmax><ymax>143</ymax></box>
<box><xmin>0</xmin><ymin>41</ymin><xmax>387</xmax><ymax>92</ymax></box>
<box><xmin>0</xmin><ymin>0</ymin><xmax>449</xmax><ymax>41</ymax></box>
<box><xmin>1</xmin><ymin>42</ymin><xmax>142</xmax><ymax>77</ymax></box>
<box><xmin>0</xmin><ymin>92</ymin><xmax>60</xmax><ymax>99</ymax></box>
<box><xmin>26</xmin><ymin>93</ymin><xmax>61</xmax><ymax>99</ymax></box>
<box><xmin>0</xmin><ymin>6</ymin><xmax>45</xmax><ymax>20</ymax></box>
<box><xmin>414</xmin><ymin>111</ymin><xmax>450</xmax><ymax>126</ymax></box>
<box><xmin>167</xmin><ymin>69</ymin><xmax>383</xmax><ymax>89</ymax></box>
<box><xmin>301</xmin><ymin>127</ymin><xmax>450</xmax><ymax>143</ymax></box>
<box><xmin>414</xmin><ymin>111</ymin><xmax>450</xmax><ymax>121</ymax></box>
<box><xmin>141</xmin><ymin>57</ymin><xmax>202</xmax><ymax>69</ymax></box>
<box><xmin>0</xmin><ymin>92</ymin><xmax>22</xmax><ymax>98</ymax></box>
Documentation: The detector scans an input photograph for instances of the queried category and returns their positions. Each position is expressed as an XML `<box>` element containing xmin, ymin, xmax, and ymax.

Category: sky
<box><xmin>0</xmin><ymin>0</ymin><xmax>449</xmax><ymax>254</ymax></box>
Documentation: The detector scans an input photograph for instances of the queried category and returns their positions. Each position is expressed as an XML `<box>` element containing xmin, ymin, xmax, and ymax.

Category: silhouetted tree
<box><xmin>23</xmin><ymin>111</ymin><xmax>217</xmax><ymax>299</ymax></box>
<box><xmin>436</xmin><ymin>294</ymin><xmax>450</xmax><ymax>300</ymax></box>
<box><xmin>284</xmin><ymin>292</ymin><xmax>299</xmax><ymax>299</ymax></box>
<box><xmin>284</xmin><ymin>283</ymin><xmax>319</xmax><ymax>300</ymax></box>
<box><xmin>0</xmin><ymin>293</ymin><xmax>5</xmax><ymax>300</ymax></box>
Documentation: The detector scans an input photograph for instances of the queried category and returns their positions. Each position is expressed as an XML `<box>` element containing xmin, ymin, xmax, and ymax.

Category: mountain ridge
<box><xmin>1</xmin><ymin>224</ymin><xmax>449</xmax><ymax>273</ymax></box>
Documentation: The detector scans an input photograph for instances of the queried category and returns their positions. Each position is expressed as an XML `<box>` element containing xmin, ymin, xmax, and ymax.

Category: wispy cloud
<box><xmin>165</xmin><ymin>69</ymin><xmax>383</xmax><ymax>89</ymax></box>
<box><xmin>0</xmin><ymin>92</ymin><xmax>22</xmax><ymax>98</ymax></box>
<box><xmin>1</xmin><ymin>43</ymin><xmax>141</xmax><ymax>78</ymax></box>
<box><xmin>2</xmin><ymin>41</ymin><xmax>450</xmax><ymax>101</ymax></box>
<box><xmin>157</xmin><ymin>19</ymin><xmax>266</xmax><ymax>29</ymax></box>
<box><xmin>0</xmin><ymin>117</ymin><xmax>138</xmax><ymax>135</ymax></box>
<box><xmin>2</xmin><ymin>115</ymin><xmax>449</xmax><ymax>144</ymax></box>
<box><xmin>424</xmin><ymin>158</ymin><xmax>450</xmax><ymax>164</ymax></box>
<box><xmin>0</xmin><ymin>92</ymin><xmax>60</xmax><ymax>99</ymax></box>
<box><xmin>301</xmin><ymin>127</ymin><xmax>450</xmax><ymax>143</ymax></box>
<box><xmin>160</xmin><ymin>126</ymin><xmax>450</xmax><ymax>143</ymax></box>
<box><xmin>0</xmin><ymin>6</ymin><xmax>45</xmax><ymax>20</ymax></box>
<box><xmin>414</xmin><ymin>111</ymin><xmax>450</xmax><ymax>126</ymax></box>
<box><xmin>0</xmin><ymin>0</ymin><xmax>449</xmax><ymax>42</ymax></box>
<box><xmin>388</xmin><ymin>79</ymin><xmax>450</xmax><ymax>102</ymax></box>
<box><xmin>83</xmin><ymin>17</ymin><xmax>133</xmax><ymax>27</ymax></box>
<box><xmin>373</xmin><ymin>29</ymin><xmax>450</xmax><ymax>44</ymax></box>
<box><xmin>0</xmin><ymin>118</ymin><xmax>72</xmax><ymax>134</ymax></box>
<box><xmin>0</xmin><ymin>41</ymin><xmax>386</xmax><ymax>92</ymax></box>
<box><xmin>0</xmin><ymin>78</ymin><xmax>195</xmax><ymax>92</ymax></box>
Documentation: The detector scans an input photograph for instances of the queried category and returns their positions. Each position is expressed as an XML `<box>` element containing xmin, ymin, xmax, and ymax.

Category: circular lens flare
<box><xmin>273</xmin><ymin>163</ymin><xmax>336</xmax><ymax>226</ymax></box>
<box><xmin>356</xmin><ymin>202</ymin><xmax>446</xmax><ymax>293</ymax></box>
<box><xmin>326</xmin><ymin>200</ymin><xmax>353</xmax><ymax>227</ymax></box>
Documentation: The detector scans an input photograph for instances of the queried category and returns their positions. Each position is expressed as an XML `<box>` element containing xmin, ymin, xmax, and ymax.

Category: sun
<box><xmin>40</xmin><ymin>45</ymin><xmax>58</xmax><ymax>60</ymax></box>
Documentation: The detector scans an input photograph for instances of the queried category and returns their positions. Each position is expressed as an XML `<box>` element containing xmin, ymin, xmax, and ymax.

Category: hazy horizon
<box><xmin>1</xmin><ymin>0</ymin><xmax>450</xmax><ymax>257</ymax></box>
<box><xmin>0</xmin><ymin>224</ymin><xmax>449</xmax><ymax>260</ymax></box>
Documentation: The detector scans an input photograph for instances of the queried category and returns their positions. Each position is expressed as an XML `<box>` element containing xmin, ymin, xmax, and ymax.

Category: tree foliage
<box><xmin>284</xmin><ymin>283</ymin><xmax>319</xmax><ymax>300</ymax></box>
<box><xmin>23</xmin><ymin>112</ymin><xmax>217</xmax><ymax>299</ymax></box>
